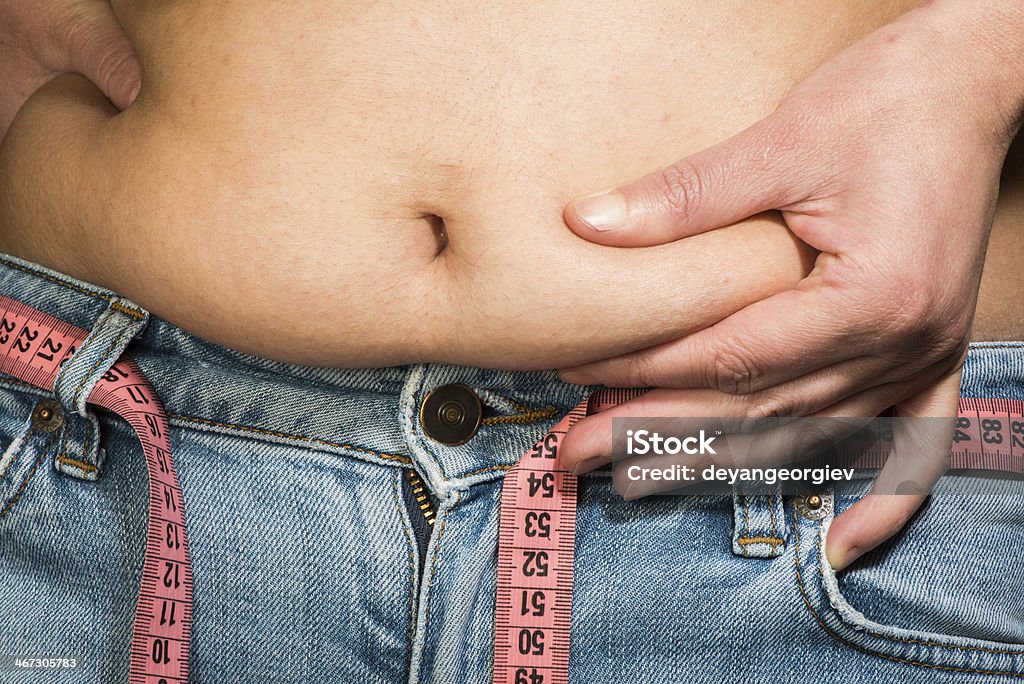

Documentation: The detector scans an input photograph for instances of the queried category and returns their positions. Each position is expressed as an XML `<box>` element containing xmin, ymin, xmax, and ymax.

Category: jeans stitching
<box><xmin>793</xmin><ymin>508</ymin><xmax>1024</xmax><ymax>674</ymax></box>
<box><xmin>0</xmin><ymin>430</ymin><xmax>59</xmax><ymax>521</ymax></box>
<box><xmin>57</xmin><ymin>417</ymin><xmax>97</xmax><ymax>474</ymax></box>
<box><xmin>109</xmin><ymin>301</ymin><xmax>144</xmax><ymax>320</ymax></box>
<box><xmin>742</xmin><ymin>495</ymin><xmax>750</xmax><ymax>558</ymax></box>
<box><xmin>813</xmin><ymin>515</ymin><xmax>1024</xmax><ymax>655</ymax></box>
<box><xmin>70</xmin><ymin>319</ymin><xmax>135</xmax><ymax>409</ymax></box>
<box><xmin>737</xmin><ymin>536</ymin><xmax>785</xmax><ymax>546</ymax></box>
<box><xmin>165</xmin><ymin>413</ymin><xmax>411</xmax><ymax>464</ymax></box>
<box><xmin>480</xmin><ymin>395</ymin><xmax>558</xmax><ymax>427</ymax></box>
<box><xmin>461</xmin><ymin>464</ymin><xmax>513</xmax><ymax>477</ymax></box>
<box><xmin>0</xmin><ymin>256</ymin><xmax>114</xmax><ymax>304</ymax></box>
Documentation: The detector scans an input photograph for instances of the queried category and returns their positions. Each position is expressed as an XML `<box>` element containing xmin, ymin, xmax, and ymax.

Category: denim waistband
<box><xmin>0</xmin><ymin>253</ymin><xmax>593</xmax><ymax>493</ymax></box>
<box><xmin>1</xmin><ymin>253</ymin><xmax>1021</xmax><ymax>493</ymax></box>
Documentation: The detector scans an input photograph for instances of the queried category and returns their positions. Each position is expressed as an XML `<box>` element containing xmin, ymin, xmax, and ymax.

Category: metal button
<box><xmin>420</xmin><ymin>383</ymin><xmax>482</xmax><ymax>446</ymax></box>
<box><xmin>31</xmin><ymin>398</ymin><xmax>64</xmax><ymax>433</ymax></box>
<box><xmin>796</xmin><ymin>493</ymin><xmax>833</xmax><ymax>521</ymax></box>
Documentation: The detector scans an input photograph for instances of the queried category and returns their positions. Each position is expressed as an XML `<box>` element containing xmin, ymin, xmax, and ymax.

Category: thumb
<box><xmin>57</xmin><ymin>4</ymin><xmax>142</xmax><ymax>109</ymax></box>
<box><xmin>564</xmin><ymin>116</ymin><xmax>804</xmax><ymax>246</ymax></box>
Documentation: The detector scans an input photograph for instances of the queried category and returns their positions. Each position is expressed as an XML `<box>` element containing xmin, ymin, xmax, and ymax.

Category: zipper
<box><xmin>401</xmin><ymin>468</ymin><xmax>437</xmax><ymax>567</ymax></box>
<box><xmin>406</xmin><ymin>468</ymin><xmax>436</xmax><ymax>525</ymax></box>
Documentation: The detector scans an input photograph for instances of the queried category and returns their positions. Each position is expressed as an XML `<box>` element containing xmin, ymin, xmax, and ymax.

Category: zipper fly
<box><xmin>406</xmin><ymin>468</ymin><xmax>436</xmax><ymax>525</ymax></box>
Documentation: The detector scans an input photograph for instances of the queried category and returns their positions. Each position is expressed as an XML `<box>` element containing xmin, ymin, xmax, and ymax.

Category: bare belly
<box><xmin>0</xmin><ymin>0</ymin><xmax>1019</xmax><ymax>368</ymax></box>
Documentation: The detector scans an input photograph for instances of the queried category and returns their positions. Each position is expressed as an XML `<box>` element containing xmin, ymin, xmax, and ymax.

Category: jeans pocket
<box><xmin>0</xmin><ymin>384</ymin><xmax>59</xmax><ymax>524</ymax></box>
<box><xmin>793</xmin><ymin>479</ymin><xmax>1024</xmax><ymax>680</ymax></box>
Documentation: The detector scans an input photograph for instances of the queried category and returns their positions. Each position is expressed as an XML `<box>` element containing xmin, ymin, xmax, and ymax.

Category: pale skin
<box><xmin>1</xmin><ymin>1</ymin><xmax>1021</xmax><ymax>574</ymax></box>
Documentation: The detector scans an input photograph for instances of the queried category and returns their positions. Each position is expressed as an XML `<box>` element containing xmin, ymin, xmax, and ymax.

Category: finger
<box><xmin>583</xmin><ymin>375</ymin><xmax>939</xmax><ymax>500</ymax></box>
<box><xmin>560</xmin><ymin>366</ymin><xmax>916</xmax><ymax>478</ymax></box>
<box><xmin>729</xmin><ymin>350</ymin><xmax>951</xmax><ymax>427</ymax></box>
<box><xmin>55</xmin><ymin>3</ymin><xmax>142</xmax><ymax>109</ymax></box>
<box><xmin>563</xmin><ymin>114</ymin><xmax>810</xmax><ymax>246</ymax></box>
<box><xmin>561</xmin><ymin>284</ymin><xmax>870</xmax><ymax>394</ymax></box>
<box><xmin>825</xmin><ymin>369</ymin><xmax>961</xmax><ymax>572</ymax></box>
<box><xmin>559</xmin><ymin>389</ymin><xmax>717</xmax><ymax>473</ymax></box>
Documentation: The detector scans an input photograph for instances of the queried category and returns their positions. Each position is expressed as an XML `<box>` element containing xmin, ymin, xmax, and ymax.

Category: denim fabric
<box><xmin>0</xmin><ymin>252</ymin><xmax>1022</xmax><ymax>683</ymax></box>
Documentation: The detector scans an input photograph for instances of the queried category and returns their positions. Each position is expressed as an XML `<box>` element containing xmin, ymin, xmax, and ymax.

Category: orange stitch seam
<box><xmin>812</xmin><ymin>515</ymin><xmax>1024</xmax><ymax>656</ymax></box>
<box><xmin>793</xmin><ymin>508</ymin><xmax>1024</xmax><ymax>672</ymax></box>
<box><xmin>480</xmin><ymin>394</ymin><xmax>558</xmax><ymax>427</ymax></box>
<box><xmin>0</xmin><ymin>377</ymin><xmax>39</xmax><ymax>392</ymax></box>
<box><xmin>462</xmin><ymin>464</ymin><xmax>514</xmax><ymax>477</ymax></box>
<box><xmin>167</xmin><ymin>413</ymin><xmax>411</xmax><ymax>464</ymax></box>
<box><xmin>0</xmin><ymin>430</ymin><xmax>58</xmax><ymax>520</ymax></box>
<box><xmin>0</xmin><ymin>257</ymin><xmax>113</xmax><ymax>304</ymax></box>
<box><xmin>57</xmin><ymin>455</ymin><xmax>97</xmax><ymax>473</ymax></box>
<box><xmin>737</xmin><ymin>536</ymin><xmax>786</xmax><ymax>546</ymax></box>
<box><xmin>58</xmin><ymin>415</ymin><xmax>97</xmax><ymax>474</ymax></box>
<box><xmin>482</xmin><ymin>406</ymin><xmax>558</xmax><ymax>427</ymax></box>
<box><xmin>109</xmin><ymin>301</ymin><xmax>145</xmax><ymax>320</ymax></box>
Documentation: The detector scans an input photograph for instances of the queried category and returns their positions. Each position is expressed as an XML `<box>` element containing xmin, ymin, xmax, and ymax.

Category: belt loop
<box><xmin>50</xmin><ymin>298</ymin><xmax>149</xmax><ymax>480</ymax></box>
<box><xmin>731</xmin><ymin>487</ymin><xmax>787</xmax><ymax>558</ymax></box>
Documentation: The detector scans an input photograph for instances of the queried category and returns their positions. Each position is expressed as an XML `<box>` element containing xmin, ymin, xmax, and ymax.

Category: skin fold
<box><xmin>0</xmin><ymin>0</ymin><xmax>951</xmax><ymax>368</ymax></box>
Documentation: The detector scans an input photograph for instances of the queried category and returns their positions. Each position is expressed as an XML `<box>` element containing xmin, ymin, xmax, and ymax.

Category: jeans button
<box><xmin>796</xmin><ymin>493</ymin><xmax>833</xmax><ymax>520</ymax></box>
<box><xmin>31</xmin><ymin>398</ymin><xmax>64</xmax><ymax>433</ymax></box>
<box><xmin>420</xmin><ymin>383</ymin><xmax>482</xmax><ymax>446</ymax></box>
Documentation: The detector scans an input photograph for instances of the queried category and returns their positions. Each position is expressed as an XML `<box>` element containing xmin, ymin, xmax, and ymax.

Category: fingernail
<box><xmin>573</xmin><ymin>192</ymin><xmax>628</xmax><ymax>232</ymax></box>
<box><xmin>558</xmin><ymin>369</ymin><xmax>593</xmax><ymax>385</ymax></box>
<box><xmin>572</xmin><ymin>458</ymin><xmax>602</xmax><ymax>476</ymax></box>
<box><xmin>826</xmin><ymin>544</ymin><xmax>860</xmax><ymax>573</ymax></box>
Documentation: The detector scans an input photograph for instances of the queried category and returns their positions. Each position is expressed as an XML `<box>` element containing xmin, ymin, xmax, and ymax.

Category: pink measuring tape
<box><xmin>494</xmin><ymin>387</ymin><xmax>644</xmax><ymax>684</ymax></box>
<box><xmin>2</xmin><ymin>294</ymin><xmax>1023</xmax><ymax>684</ymax></box>
<box><xmin>0</xmin><ymin>295</ymin><xmax>191</xmax><ymax>684</ymax></box>
<box><xmin>494</xmin><ymin>389</ymin><xmax>1024</xmax><ymax>683</ymax></box>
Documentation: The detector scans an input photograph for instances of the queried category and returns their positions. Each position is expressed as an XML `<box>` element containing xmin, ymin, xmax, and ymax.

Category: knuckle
<box><xmin>708</xmin><ymin>342</ymin><xmax>764</xmax><ymax>395</ymax></box>
<box><xmin>652</xmin><ymin>160</ymin><xmax>705</xmax><ymax>223</ymax></box>
<box><xmin>878</xmin><ymin>275</ymin><xmax>974</xmax><ymax>366</ymax></box>
<box><xmin>749</xmin><ymin>395</ymin><xmax>787</xmax><ymax>422</ymax></box>
<box><xmin>879</xmin><ymin>275</ymin><xmax>936</xmax><ymax>341</ymax></box>
<box><xmin>624</xmin><ymin>354</ymin><xmax>658</xmax><ymax>387</ymax></box>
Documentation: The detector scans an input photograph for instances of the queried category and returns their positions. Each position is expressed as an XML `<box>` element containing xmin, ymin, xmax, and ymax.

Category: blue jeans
<box><xmin>1</xmin><ymin>252</ymin><xmax>1022</xmax><ymax>683</ymax></box>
